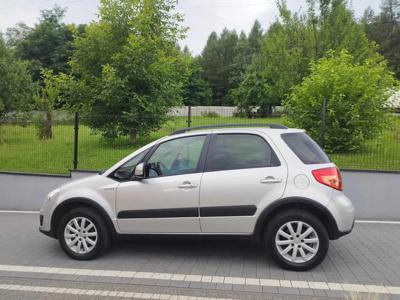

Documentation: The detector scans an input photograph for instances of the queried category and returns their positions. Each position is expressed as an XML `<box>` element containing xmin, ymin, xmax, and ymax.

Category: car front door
<box><xmin>199</xmin><ymin>133</ymin><xmax>287</xmax><ymax>234</ymax></box>
<box><xmin>116</xmin><ymin>135</ymin><xmax>208</xmax><ymax>234</ymax></box>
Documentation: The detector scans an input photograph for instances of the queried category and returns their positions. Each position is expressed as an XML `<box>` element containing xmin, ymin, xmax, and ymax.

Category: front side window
<box><xmin>206</xmin><ymin>134</ymin><xmax>280</xmax><ymax>172</ymax></box>
<box><xmin>147</xmin><ymin>135</ymin><xmax>206</xmax><ymax>178</ymax></box>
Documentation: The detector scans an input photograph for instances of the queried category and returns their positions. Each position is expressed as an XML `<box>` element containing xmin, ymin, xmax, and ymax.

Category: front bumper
<box><xmin>39</xmin><ymin>227</ymin><xmax>56</xmax><ymax>238</ymax></box>
<box><xmin>39</xmin><ymin>196</ymin><xmax>58</xmax><ymax>238</ymax></box>
<box><xmin>39</xmin><ymin>212</ymin><xmax>57</xmax><ymax>238</ymax></box>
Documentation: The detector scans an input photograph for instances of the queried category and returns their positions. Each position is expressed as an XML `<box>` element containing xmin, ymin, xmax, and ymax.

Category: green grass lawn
<box><xmin>0</xmin><ymin>116</ymin><xmax>399</xmax><ymax>174</ymax></box>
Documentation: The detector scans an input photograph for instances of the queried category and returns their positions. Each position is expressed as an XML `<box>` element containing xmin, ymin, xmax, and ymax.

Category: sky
<box><xmin>0</xmin><ymin>0</ymin><xmax>382</xmax><ymax>55</ymax></box>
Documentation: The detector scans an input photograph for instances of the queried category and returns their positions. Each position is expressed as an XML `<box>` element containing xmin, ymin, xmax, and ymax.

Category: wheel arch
<box><xmin>50</xmin><ymin>197</ymin><xmax>117</xmax><ymax>239</ymax></box>
<box><xmin>253</xmin><ymin>197</ymin><xmax>341</xmax><ymax>240</ymax></box>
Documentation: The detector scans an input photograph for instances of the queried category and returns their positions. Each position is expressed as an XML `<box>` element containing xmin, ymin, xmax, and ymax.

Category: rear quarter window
<box><xmin>281</xmin><ymin>132</ymin><xmax>330</xmax><ymax>164</ymax></box>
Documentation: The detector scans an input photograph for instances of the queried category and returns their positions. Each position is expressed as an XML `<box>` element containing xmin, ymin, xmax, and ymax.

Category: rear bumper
<box><xmin>328</xmin><ymin>192</ymin><xmax>355</xmax><ymax>239</ymax></box>
<box><xmin>330</xmin><ymin>218</ymin><xmax>355</xmax><ymax>240</ymax></box>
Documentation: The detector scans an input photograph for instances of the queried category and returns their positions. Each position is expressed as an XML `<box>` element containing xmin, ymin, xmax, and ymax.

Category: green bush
<box><xmin>285</xmin><ymin>50</ymin><xmax>397</xmax><ymax>153</ymax></box>
<box><xmin>201</xmin><ymin>111</ymin><xmax>219</xmax><ymax>118</ymax></box>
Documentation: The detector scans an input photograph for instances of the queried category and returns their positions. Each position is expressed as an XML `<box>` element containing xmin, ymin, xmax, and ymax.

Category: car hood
<box><xmin>60</xmin><ymin>174</ymin><xmax>117</xmax><ymax>192</ymax></box>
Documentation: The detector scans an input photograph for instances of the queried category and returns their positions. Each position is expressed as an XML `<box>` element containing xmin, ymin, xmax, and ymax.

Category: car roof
<box><xmin>160</xmin><ymin>127</ymin><xmax>305</xmax><ymax>141</ymax></box>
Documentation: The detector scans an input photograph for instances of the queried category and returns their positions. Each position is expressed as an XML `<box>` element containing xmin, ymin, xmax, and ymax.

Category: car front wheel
<box><xmin>58</xmin><ymin>207</ymin><xmax>110</xmax><ymax>260</ymax></box>
<box><xmin>265</xmin><ymin>209</ymin><xmax>329</xmax><ymax>271</ymax></box>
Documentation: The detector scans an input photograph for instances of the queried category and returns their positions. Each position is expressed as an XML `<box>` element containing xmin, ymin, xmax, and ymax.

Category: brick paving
<box><xmin>0</xmin><ymin>212</ymin><xmax>400</xmax><ymax>299</ymax></box>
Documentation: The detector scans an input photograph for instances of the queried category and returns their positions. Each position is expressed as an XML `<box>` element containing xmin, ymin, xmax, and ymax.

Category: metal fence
<box><xmin>0</xmin><ymin>108</ymin><xmax>399</xmax><ymax>174</ymax></box>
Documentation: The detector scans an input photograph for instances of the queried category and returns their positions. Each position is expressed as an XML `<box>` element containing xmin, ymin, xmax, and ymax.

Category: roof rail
<box><xmin>171</xmin><ymin>123</ymin><xmax>288</xmax><ymax>135</ymax></box>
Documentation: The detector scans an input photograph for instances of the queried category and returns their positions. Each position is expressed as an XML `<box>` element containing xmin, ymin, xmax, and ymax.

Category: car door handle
<box><xmin>178</xmin><ymin>181</ymin><xmax>197</xmax><ymax>189</ymax></box>
<box><xmin>260</xmin><ymin>176</ymin><xmax>282</xmax><ymax>184</ymax></box>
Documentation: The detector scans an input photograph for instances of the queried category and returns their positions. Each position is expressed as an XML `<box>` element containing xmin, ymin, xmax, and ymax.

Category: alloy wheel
<box><xmin>64</xmin><ymin>217</ymin><xmax>98</xmax><ymax>254</ymax></box>
<box><xmin>275</xmin><ymin>221</ymin><xmax>319</xmax><ymax>263</ymax></box>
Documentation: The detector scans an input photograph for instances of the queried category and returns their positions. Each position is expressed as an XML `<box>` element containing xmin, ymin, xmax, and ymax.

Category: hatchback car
<box><xmin>40</xmin><ymin>124</ymin><xmax>354</xmax><ymax>270</ymax></box>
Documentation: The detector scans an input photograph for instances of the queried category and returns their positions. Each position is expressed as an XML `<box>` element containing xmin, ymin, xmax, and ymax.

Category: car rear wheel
<box><xmin>58</xmin><ymin>207</ymin><xmax>110</xmax><ymax>260</ymax></box>
<box><xmin>265</xmin><ymin>209</ymin><xmax>329</xmax><ymax>271</ymax></box>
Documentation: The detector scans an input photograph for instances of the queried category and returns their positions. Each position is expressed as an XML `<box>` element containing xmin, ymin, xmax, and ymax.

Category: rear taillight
<box><xmin>311</xmin><ymin>167</ymin><xmax>342</xmax><ymax>191</ymax></box>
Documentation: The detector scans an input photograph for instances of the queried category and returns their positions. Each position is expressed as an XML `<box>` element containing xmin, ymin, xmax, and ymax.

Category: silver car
<box><xmin>39</xmin><ymin>124</ymin><xmax>355</xmax><ymax>271</ymax></box>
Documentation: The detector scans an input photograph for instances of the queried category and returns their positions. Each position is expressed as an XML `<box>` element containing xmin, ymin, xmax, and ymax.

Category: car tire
<box><xmin>58</xmin><ymin>207</ymin><xmax>110</xmax><ymax>260</ymax></box>
<box><xmin>265</xmin><ymin>209</ymin><xmax>329</xmax><ymax>271</ymax></box>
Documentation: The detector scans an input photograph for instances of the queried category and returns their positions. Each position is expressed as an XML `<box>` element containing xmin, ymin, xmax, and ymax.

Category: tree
<box><xmin>226</xmin><ymin>21</ymin><xmax>265</xmax><ymax>106</ymax></box>
<box><xmin>200</xmin><ymin>32</ymin><xmax>220</xmax><ymax>105</ymax></box>
<box><xmin>34</xmin><ymin>69</ymin><xmax>62</xmax><ymax>139</ymax></box>
<box><xmin>233</xmin><ymin>0</ymin><xmax>378</xmax><ymax>113</ymax></box>
<box><xmin>232</xmin><ymin>11</ymin><xmax>308</xmax><ymax>114</ymax></box>
<box><xmin>249</xmin><ymin>19</ymin><xmax>308</xmax><ymax>106</ymax></box>
<box><xmin>363</xmin><ymin>0</ymin><xmax>400</xmax><ymax>78</ymax></box>
<box><xmin>233</xmin><ymin>57</ymin><xmax>280</xmax><ymax>117</ymax></box>
<box><xmin>65</xmin><ymin>0</ymin><xmax>189</xmax><ymax>143</ymax></box>
<box><xmin>315</xmin><ymin>0</ymin><xmax>375</xmax><ymax>61</ymax></box>
<box><xmin>183</xmin><ymin>57</ymin><xmax>212</xmax><ymax>106</ymax></box>
<box><xmin>228</xmin><ymin>31</ymin><xmax>249</xmax><ymax>91</ymax></box>
<box><xmin>247</xmin><ymin>20</ymin><xmax>263</xmax><ymax>54</ymax></box>
<box><xmin>201</xmin><ymin>29</ymin><xmax>239</xmax><ymax>105</ymax></box>
<box><xmin>0</xmin><ymin>36</ymin><xmax>34</xmax><ymax>121</ymax></box>
<box><xmin>7</xmin><ymin>6</ymin><xmax>82</xmax><ymax>81</ymax></box>
<box><xmin>5</xmin><ymin>22</ymin><xmax>30</xmax><ymax>48</ymax></box>
<box><xmin>285</xmin><ymin>50</ymin><xmax>397</xmax><ymax>153</ymax></box>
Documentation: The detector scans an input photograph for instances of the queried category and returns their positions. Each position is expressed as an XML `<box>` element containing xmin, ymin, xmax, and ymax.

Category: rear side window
<box><xmin>281</xmin><ymin>132</ymin><xmax>330</xmax><ymax>164</ymax></box>
<box><xmin>206</xmin><ymin>134</ymin><xmax>280</xmax><ymax>172</ymax></box>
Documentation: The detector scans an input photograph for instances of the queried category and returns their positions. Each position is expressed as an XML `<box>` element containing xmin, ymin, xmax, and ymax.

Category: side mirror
<box><xmin>132</xmin><ymin>162</ymin><xmax>145</xmax><ymax>180</ymax></box>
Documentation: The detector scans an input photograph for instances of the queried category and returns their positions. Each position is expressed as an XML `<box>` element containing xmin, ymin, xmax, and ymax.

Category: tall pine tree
<box><xmin>363</xmin><ymin>0</ymin><xmax>400</xmax><ymax>78</ymax></box>
<box><xmin>201</xmin><ymin>29</ymin><xmax>238</xmax><ymax>105</ymax></box>
<box><xmin>201</xmin><ymin>22</ymin><xmax>264</xmax><ymax>106</ymax></box>
<box><xmin>183</xmin><ymin>56</ymin><xmax>212</xmax><ymax>106</ymax></box>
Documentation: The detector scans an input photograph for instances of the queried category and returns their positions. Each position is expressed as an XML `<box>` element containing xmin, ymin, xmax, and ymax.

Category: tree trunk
<box><xmin>45</xmin><ymin>110</ymin><xmax>53</xmax><ymax>139</ymax></box>
<box><xmin>130</xmin><ymin>128</ymin><xmax>137</xmax><ymax>144</ymax></box>
<box><xmin>38</xmin><ymin>111</ymin><xmax>53</xmax><ymax>140</ymax></box>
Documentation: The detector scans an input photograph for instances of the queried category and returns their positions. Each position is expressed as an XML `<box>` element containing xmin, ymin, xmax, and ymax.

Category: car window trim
<box><xmin>108</xmin><ymin>148</ymin><xmax>151</xmax><ymax>181</ymax></box>
<box><xmin>143</xmin><ymin>134</ymin><xmax>211</xmax><ymax>179</ymax></box>
<box><xmin>204</xmin><ymin>133</ymin><xmax>281</xmax><ymax>173</ymax></box>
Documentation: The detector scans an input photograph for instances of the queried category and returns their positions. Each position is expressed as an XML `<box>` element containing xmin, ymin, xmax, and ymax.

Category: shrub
<box><xmin>285</xmin><ymin>50</ymin><xmax>397</xmax><ymax>153</ymax></box>
<box><xmin>201</xmin><ymin>111</ymin><xmax>219</xmax><ymax>118</ymax></box>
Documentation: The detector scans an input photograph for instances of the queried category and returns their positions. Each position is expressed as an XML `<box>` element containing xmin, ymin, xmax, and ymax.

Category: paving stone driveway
<box><xmin>0</xmin><ymin>212</ymin><xmax>400</xmax><ymax>299</ymax></box>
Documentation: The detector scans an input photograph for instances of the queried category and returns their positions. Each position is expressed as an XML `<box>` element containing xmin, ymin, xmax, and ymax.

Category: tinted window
<box><xmin>147</xmin><ymin>135</ymin><xmax>206</xmax><ymax>177</ymax></box>
<box><xmin>206</xmin><ymin>134</ymin><xmax>280</xmax><ymax>172</ymax></box>
<box><xmin>281</xmin><ymin>132</ymin><xmax>330</xmax><ymax>164</ymax></box>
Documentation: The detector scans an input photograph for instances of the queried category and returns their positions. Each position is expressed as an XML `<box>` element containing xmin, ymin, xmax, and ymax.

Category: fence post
<box><xmin>73</xmin><ymin>112</ymin><xmax>79</xmax><ymax>170</ymax></box>
<box><xmin>320</xmin><ymin>98</ymin><xmax>327</xmax><ymax>149</ymax></box>
<box><xmin>187</xmin><ymin>105</ymin><xmax>192</xmax><ymax>127</ymax></box>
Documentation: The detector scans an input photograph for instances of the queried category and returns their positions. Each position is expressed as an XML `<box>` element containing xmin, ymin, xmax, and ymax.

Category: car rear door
<box><xmin>199</xmin><ymin>132</ymin><xmax>287</xmax><ymax>234</ymax></box>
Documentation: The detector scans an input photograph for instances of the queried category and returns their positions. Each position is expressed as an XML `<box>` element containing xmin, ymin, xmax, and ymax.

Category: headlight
<box><xmin>46</xmin><ymin>188</ymin><xmax>60</xmax><ymax>201</ymax></box>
